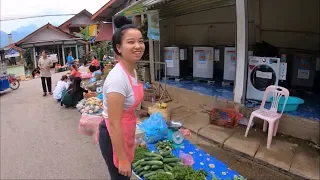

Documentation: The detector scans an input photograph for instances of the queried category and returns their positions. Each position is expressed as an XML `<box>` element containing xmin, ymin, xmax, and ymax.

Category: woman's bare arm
<box><xmin>107</xmin><ymin>92</ymin><xmax>128</xmax><ymax>161</ymax></box>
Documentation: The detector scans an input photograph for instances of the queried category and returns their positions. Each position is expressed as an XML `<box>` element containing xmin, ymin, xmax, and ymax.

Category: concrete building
<box><xmin>15</xmin><ymin>23</ymin><xmax>87</xmax><ymax>68</ymax></box>
<box><xmin>112</xmin><ymin>0</ymin><xmax>320</xmax><ymax>143</ymax></box>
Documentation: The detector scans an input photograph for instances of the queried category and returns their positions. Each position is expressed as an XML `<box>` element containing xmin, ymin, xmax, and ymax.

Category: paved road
<box><xmin>1</xmin><ymin>72</ymin><xmax>109</xmax><ymax>179</ymax></box>
<box><xmin>1</xmin><ymin>72</ymin><xmax>292</xmax><ymax>180</ymax></box>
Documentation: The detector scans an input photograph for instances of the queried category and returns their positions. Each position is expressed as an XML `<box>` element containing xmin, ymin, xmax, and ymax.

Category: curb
<box><xmin>140</xmin><ymin>103</ymin><xmax>308</xmax><ymax>179</ymax></box>
<box><xmin>187</xmin><ymin>127</ymin><xmax>307</xmax><ymax>180</ymax></box>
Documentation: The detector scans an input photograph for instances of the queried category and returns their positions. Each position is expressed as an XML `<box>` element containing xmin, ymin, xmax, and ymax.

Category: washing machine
<box><xmin>246</xmin><ymin>56</ymin><xmax>280</xmax><ymax>101</ymax></box>
<box><xmin>164</xmin><ymin>46</ymin><xmax>188</xmax><ymax>78</ymax></box>
<box><xmin>223</xmin><ymin>47</ymin><xmax>254</xmax><ymax>82</ymax></box>
<box><xmin>192</xmin><ymin>46</ymin><xmax>214</xmax><ymax>79</ymax></box>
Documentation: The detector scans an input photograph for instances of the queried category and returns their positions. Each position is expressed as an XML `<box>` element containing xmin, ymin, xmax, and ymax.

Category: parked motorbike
<box><xmin>8</xmin><ymin>74</ymin><xmax>20</xmax><ymax>90</ymax></box>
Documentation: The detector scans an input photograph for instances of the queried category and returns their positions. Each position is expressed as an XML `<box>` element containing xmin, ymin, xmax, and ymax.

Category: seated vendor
<box><xmin>32</xmin><ymin>67</ymin><xmax>40</xmax><ymax>78</ymax></box>
<box><xmin>69</xmin><ymin>64</ymin><xmax>81</xmax><ymax>81</ymax></box>
<box><xmin>89</xmin><ymin>56</ymin><xmax>100</xmax><ymax>73</ymax></box>
<box><xmin>61</xmin><ymin>77</ymin><xmax>89</xmax><ymax>108</ymax></box>
<box><xmin>53</xmin><ymin>75</ymin><xmax>69</xmax><ymax>102</ymax></box>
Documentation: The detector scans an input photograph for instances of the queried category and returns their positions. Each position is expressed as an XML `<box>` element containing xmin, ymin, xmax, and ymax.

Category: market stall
<box><xmin>133</xmin><ymin>113</ymin><xmax>244</xmax><ymax>180</ymax></box>
<box><xmin>77</xmin><ymin>96</ymin><xmax>104</xmax><ymax>136</ymax></box>
<box><xmin>133</xmin><ymin>140</ymin><xmax>244</xmax><ymax>180</ymax></box>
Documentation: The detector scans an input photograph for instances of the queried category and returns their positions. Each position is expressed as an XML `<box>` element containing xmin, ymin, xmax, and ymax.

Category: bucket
<box><xmin>270</xmin><ymin>96</ymin><xmax>304</xmax><ymax>112</ymax></box>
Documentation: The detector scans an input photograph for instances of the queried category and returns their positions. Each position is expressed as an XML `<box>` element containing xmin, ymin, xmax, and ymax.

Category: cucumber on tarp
<box><xmin>133</xmin><ymin>139</ymin><xmax>244</xmax><ymax>180</ymax></box>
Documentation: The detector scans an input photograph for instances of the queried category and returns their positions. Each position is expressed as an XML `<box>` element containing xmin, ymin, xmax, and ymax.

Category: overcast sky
<box><xmin>0</xmin><ymin>0</ymin><xmax>109</xmax><ymax>33</ymax></box>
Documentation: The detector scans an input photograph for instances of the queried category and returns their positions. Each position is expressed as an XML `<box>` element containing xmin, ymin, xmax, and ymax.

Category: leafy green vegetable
<box><xmin>171</xmin><ymin>166</ymin><xmax>206</xmax><ymax>180</ymax></box>
<box><xmin>150</xmin><ymin>172</ymin><xmax>174</xmax><ymax>180</ymax></box>
<box><xmin>156</xmin><ymin>140</ymin><xmax>174</xmax><ymax>153</ymax></box>
<box><xmin>134</xmin><ymin>146</ymin><xmax>149</xmax><ymax>163</ymax></box>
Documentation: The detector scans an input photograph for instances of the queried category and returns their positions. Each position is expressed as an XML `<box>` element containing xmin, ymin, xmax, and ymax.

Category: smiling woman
<box><xmin>97</xmin><ymin>15</ymin><xmax>145</xmax><ymax>180</ymax></box>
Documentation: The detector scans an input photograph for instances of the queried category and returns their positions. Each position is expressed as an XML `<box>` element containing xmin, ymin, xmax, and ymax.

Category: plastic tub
<box><xmin>270</xmin><ymin>96</ymin><xmax>304</xmax><ymax>112</ymax></box>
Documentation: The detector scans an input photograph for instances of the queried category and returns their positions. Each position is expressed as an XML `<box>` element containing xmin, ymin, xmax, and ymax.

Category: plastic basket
<box><xmin>270</xmin><ymin>96</ymin><xmax>304</xmax><ymax>112</ymax></box>
<box><xmin>209</xmin><ymin>108</ymin><xmax>243</xmax><ymax>128</ymax></box>
<box><xmin>84</xmin><ymin>92</ymin><xmax>97</xmax><ymax>99</ymax></box>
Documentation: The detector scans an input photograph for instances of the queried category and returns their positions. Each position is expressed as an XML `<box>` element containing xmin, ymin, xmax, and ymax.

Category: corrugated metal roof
<box><xmin>116</xmin><ymin>0</ymin><xmax>145</xmax><ymax>16</ymax></box>
<box><xmin>164</xmin><ymin>0</ymin><xmax>234</xmax><ymax>17</ymax></box>
<box><xmin>144</xmin><ymin>0</ymin><xmax>234</xmax><ymax>18</ymax></box>
<box><xmin>143</xmin><ymin>0</ymin><xmax>176</xmax><ymax>9</ymax></box>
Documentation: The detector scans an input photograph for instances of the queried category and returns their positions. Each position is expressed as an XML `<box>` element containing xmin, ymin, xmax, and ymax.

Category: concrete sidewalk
<box><xmin>142</xmin><ymin>101</ymin><xmax>320</xmax><ymax>180</ymax></box>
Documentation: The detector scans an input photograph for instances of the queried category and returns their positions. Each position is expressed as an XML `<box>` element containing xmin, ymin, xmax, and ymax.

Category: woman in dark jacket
<box><xmin>61</xmin><ymin>77</ymin><xmax>88</xmax><ymax>107</ymax></box>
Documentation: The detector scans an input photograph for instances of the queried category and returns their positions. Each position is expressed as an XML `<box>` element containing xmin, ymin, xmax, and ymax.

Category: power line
<box><xmin>0</xmin><ymin>14</ymin><xmax>77</xmax><ymax>21</ymax></box>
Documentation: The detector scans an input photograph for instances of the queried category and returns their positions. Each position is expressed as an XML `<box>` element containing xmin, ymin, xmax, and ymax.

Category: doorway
<box><xmin>64</xmin><ymin>46</ymin><xmax>77</xmax><ymax>60</ymax></box>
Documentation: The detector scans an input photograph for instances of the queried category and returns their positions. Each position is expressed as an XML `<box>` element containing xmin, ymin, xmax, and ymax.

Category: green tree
<box><xmin>74</xmin><ymin>26</ymin><xmax>90</xmax><ymax>41</ymax></box>
<box><xmin>91</xmin><ymin>41</ymin><xmax>112</xmax><ymax>61</ymax></box>
<box><xmin>23</xmin><ymin>48</ymin><xmax>33</xmax><ymax>70</ymax></box>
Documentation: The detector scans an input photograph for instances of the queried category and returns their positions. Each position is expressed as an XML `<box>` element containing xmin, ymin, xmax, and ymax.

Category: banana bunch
<box><xmin>155</xmin><ymin>103</ymin><xmax>168</xmax><ymax>109</ymax></box>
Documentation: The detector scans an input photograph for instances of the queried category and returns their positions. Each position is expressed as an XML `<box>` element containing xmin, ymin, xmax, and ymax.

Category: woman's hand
<box><xmin>118</xmin><ymin>161</ymin><xmax>132</xmax><ymax>177</ymax></box>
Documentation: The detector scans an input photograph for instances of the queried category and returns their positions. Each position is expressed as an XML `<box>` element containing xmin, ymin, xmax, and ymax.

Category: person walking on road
<box><xmin>98</xmin><ymin>15</ymin><xmax>145</xmax><ymax>180</ymax></box>
<box><xmin>38</xmin><ymin>50</ymin><xmax>53</xmax><ymax>96</ymax></box>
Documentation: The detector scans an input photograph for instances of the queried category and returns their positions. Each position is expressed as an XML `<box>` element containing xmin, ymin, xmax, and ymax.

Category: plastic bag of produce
<box><xmin>78</xmin><ymin>113</ymin><xmax>103</xmax><ymax>136</ymax></box>
<box><xmin>179</xmin><ymin>151</ymin><xmax>194</xmax><ymax>166</ymax></box>
<box><xmin>139</xmin><ymin>112</ymin><xmax>168</xmax><ymax>143</ymax></box>
<box><xmin>80</xmin><ymin>72</ymin><xmax>92</xmax><ymax>79</ymax></box>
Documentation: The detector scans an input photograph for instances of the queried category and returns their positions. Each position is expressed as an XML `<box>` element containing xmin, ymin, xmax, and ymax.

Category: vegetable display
<box><xmin>155</xmin><ymin>140</ymin><xmax>174</xmax><ymax>153</ymax></box>
<box><xmin>132</xmin><ymin>151</ymin><xmax>184</xmax><ymax>180</ymax></box>
<box><xmin>171</xmin><ymin>166</ymin><xmax>207</xmax><ymax>180</ymax></box>
<box><xmin>76</xmin><ymin>97</ymin><xmax>103</xmax><ymax>114</ymax></box>
<box><xmin>150</xmin><ymin>172</ymin><xmax>174</xmax><ymax>180</ymax></box>
<box><xmin>134</xmin><ymin>146</ymin><xmax>150</xmax><ymax>163</ymax></box>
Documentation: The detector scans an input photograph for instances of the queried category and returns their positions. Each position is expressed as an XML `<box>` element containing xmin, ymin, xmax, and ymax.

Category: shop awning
<box><xmin>144</xmin><ymin>0</ymin><xmax>235</xmax><ymax>18</ymax></box>
<box><xmin>143</xmin><ymin>0</ymin><xmax>176</xmax><ymax>9</ymax></box>
<box><xmin>116</xmin><ymin>0</ymin><xmax>145</xmax><ymax>17</ymax></box>
<box><xmin>91</xmin><ymin>0</ymin><xmax>128</xmax><ymax>21</ymax></box>
<box><xmin>5</xmin><ymin>49</ymin><xmax>20</xmax><ymax>58</ymax></box>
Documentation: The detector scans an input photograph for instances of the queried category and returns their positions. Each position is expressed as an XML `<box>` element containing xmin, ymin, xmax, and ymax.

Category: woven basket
<box><xmin>148</xmin><ymin>105</ymin><xmax>170</xmax><ymax>121</ymax></box>
<box><xmin>144</xmin><ymin>88</ymin><xmax>157</xmax><ymax>102</ymax></box>
<box><xmin>209</xmin><ymin>108</ymin><xmax>243</xmax><ymax>128</ymax></box>
<box><xmin>84</xmin><ymin>92</ymin><xmax>97</xmax><ymax>99</ymax></box>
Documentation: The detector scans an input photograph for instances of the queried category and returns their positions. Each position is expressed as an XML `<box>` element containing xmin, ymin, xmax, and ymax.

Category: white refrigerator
<box><xmin>192</xmin><ymin>47</ymin><xmax>214</xmax><ymax>79</ymax></box>
<box><xmin>164</xmin><ymin>47</ymin><xmax>179</xmax><ymax>77</ymax></box>
<box><xmin>223</xmin><ymin>47</ymin><xmax>237</xmax><ymax>81</ymax></box>
<box><xmin>223</xmin><ymin>47</ymin><xmax>254</xmax><ymax>82</ymax></box>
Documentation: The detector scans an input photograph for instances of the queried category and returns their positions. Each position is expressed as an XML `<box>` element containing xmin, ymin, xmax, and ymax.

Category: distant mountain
<box><xmin>0</xmin><ymin>24</ymin><xmax>38</xmax><ymax>48</ymax></box>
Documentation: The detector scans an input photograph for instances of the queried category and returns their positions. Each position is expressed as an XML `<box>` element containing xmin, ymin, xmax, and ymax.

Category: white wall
<box><xmin>257</xmin><ymin>0</ymin><xmax>319</xmax><ymax>52</ymax></box>
<box><xmin>159</xmin><ymin>0</ymin><xmax>319</xmax><ymax>53</ymax></box>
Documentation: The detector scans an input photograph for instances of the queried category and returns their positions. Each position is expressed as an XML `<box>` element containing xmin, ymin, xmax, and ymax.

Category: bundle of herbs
<box><xmin>134</xmin><ymin>146</ymin><xmax>149</xmax><ymax>163</ymax></box>
<box><xmin>171</xmin><ymin>166</ymin><xmax>207</xmax><ymax>180</ymax></box>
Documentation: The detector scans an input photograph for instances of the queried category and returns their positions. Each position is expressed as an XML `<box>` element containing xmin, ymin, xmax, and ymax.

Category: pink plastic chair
<box><xmin>244</xmin><ymin>85</ymin><xmax>289</xmax><ymax>148</ymax></box>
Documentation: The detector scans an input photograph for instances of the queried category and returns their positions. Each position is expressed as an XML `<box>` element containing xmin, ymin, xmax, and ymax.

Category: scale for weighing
<box><xmin>166</xmin><ymin>120</ymin><xmax>184</xmax><ymax>146</ymax></box>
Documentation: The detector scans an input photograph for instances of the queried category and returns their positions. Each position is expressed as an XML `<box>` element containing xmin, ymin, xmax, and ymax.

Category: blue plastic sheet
<box><xmin>135</xmin><ymin>139</ymin><xmax>243</xmax><ymax>180</ymax></box>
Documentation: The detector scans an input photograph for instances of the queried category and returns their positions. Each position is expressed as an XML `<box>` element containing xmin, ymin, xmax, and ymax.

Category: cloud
<box><xmin>0</xmin><ymin>0</ymin><xmax>109</xmax><ymax>33</ymax></box>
